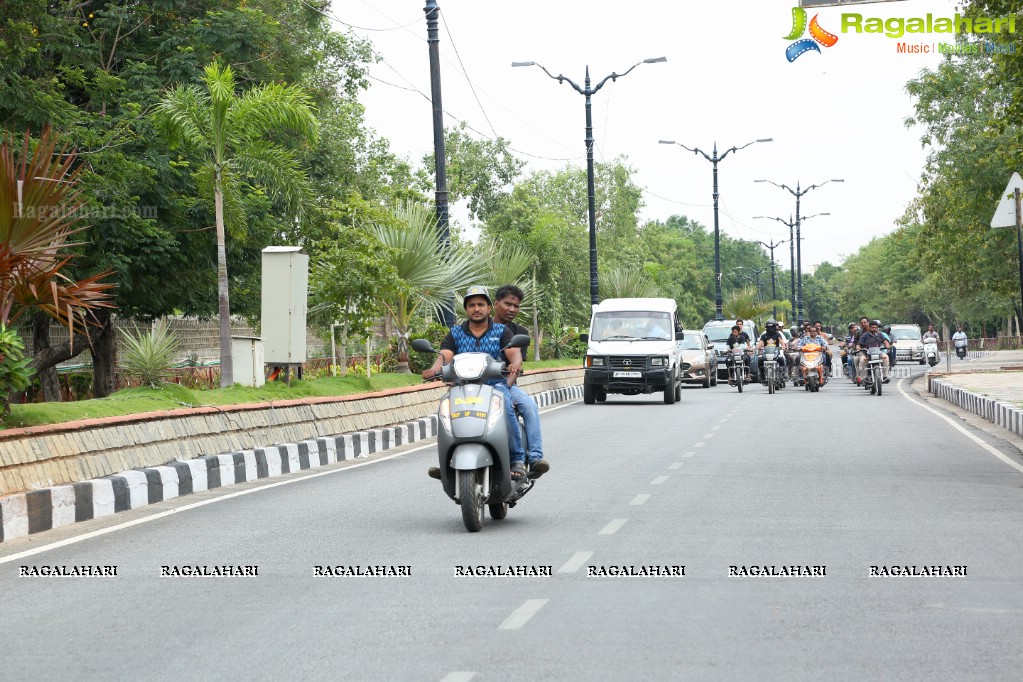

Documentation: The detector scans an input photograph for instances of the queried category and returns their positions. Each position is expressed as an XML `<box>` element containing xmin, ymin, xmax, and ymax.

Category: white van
<box><xmin>580</xmin><ymin>298</ymin><xmax>685</xmax><ymax>405</ymax></box>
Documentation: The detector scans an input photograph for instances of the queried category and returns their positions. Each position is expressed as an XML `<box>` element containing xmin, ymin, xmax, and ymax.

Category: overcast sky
<box><xmin>329</xmin><ymin>0</ymin><xmax>964</xmax><ymax>269</ymax></box>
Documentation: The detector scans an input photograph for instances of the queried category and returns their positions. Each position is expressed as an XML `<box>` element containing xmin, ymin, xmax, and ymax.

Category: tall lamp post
<box><xmin>755</xmin><ymin>179</ymin><xmax>843</xmax><ymax>326</ymax></box>
<box><xmin>514</xmin><ymin>57</ymin><xmax>666</xmax><ymax>306</ymax></box>
<box><xmin>754</xmin><ymin>213</ymin><xmax>829</xmax><ymax>326</ymax></box>
<box><xmin>754</xmin><ymin>237</ymin><xmax>789</xmax><ymax>320</ymax></box>
<box><xmin>660</xmin><ymin>138</ymin><xmax>772</xmax><ymax>320</ymax></box>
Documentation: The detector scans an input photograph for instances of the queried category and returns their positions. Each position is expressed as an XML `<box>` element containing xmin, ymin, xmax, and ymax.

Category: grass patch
<box><xmin>1</xmin><ymin>359</ymin><xmax>582</xmax><ymax>430</ymax></box>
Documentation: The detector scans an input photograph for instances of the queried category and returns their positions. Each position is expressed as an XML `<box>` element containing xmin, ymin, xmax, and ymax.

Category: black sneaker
<box><xmin>528</xmin><ymin>459</ymin><xmax>550</xmax><ymax>479</ymax></box>
<box><xmin>427</xmin><ymin>467</ymin><xmax>441</xmax><ymax>480</ymax></box>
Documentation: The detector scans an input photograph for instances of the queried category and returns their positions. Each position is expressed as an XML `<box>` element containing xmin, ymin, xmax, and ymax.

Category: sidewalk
<box><xmin>925</xmin><ymin>350</ymin><xmax>1023</xmax><ymax>437</ymax></box>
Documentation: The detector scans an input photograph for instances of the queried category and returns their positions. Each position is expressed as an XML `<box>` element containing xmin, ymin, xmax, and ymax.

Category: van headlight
<box><xmin>586</xmin><ymin>356</ymin><xmax>604</xmax><ymax>367</ymax></box>
<box><xmin>650</xmin><ymin>357</ymin><xmax>667</xmax><ymax>366</ymax></box>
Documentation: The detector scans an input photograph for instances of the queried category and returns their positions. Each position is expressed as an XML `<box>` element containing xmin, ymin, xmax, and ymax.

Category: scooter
<box><xmin>800</xmin><ymin>342</ymin><xmax>826</xmax><ymax>392</ymax></box>
<box><xmin>923</xmin><ymin>338</ymin><xmax>939</xmax><ymax>366</ymax></box>
<box><xmin>955</xmin><ymin>340</ymin><xmax>968</xmax><ymax>359</ymax></box>
<box><xmin>412</xmin><ymin>335</ymin><xmax>534</xmax><ymax>533</ymax></box>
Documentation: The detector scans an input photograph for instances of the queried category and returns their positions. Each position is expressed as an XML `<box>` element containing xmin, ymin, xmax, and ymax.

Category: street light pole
<box><xmin>755</xmin><ymin>238</ymin><xmax>789</xmax><ymax>320</ymax></box>
<box><xmin>424</xmin><ymin>0</ymin><xmax>453</xmax><ymax>325</ymax></box>
<box><xmin>754</xmin><ymin>213</ymin><xmax>829</xmax><ymax>326</ymax></box>
<box><xmin>514</xmin><ymin>57</ymin><xmax>666</xmax><ymax>306</ymax></box>
<box><xmin>755</xmin><ymin>179</ymin><xmax>843</xmax><ymax>327</ymax></box>
<box><xmin>660</xmin><ymin>138</ymin><xmax>772</xmax><ymax>320</ymax></box>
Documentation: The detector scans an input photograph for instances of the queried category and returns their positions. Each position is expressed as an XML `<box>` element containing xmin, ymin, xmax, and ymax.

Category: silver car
<box><xmin>680</xmin><ymin>330</ymin><xmax>717</xmax><ymax>388</ymax></box>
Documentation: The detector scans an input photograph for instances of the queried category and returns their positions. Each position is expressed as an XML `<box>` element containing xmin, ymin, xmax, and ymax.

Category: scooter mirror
<box><xmin>506</xmin><ymin>333</ymin><xmax>531</xmax><ymax>349</ymax></box>
<box><xmin>410</xmin><ymin>338</ymin><xmax>436</xmax><ymax>353</ymax></box>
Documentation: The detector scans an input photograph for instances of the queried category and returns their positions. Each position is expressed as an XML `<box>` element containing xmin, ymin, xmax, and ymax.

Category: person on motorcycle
<box><xmin>492</xmin><ymin>284</ymin><xmax>549</xmax><ymax>479</ymax></box>
<box><xmin>755</xmin><ymin>319</ymin><xmax>788</xmax><ymax>379</ymax></box>
<box><xmin>952</xmin><ymin>326</ymin><xmax>968</xmax><ymax>359</ymax></box>
<box><xmin>856</xmin><ymin>319</ymin><xmax>891</xmax><ymax>383</ymax></box>
<box><xmin>813</xmin><ymin>321</ymin><xmax>834</xmax><ymax>375</ymax></box>
<box><xmin>923</xmin><ymin>325</ymin><xmax>941</xmax><ymax>361</ymax></box>
<box><xmin>842</xmin><ymin>323</ymin><xmax>859</xmax><ymax>378</ymax></box>
<box><xmin>424</xmin><ymin>286</ymin><xmax>529</xmax><ymax>481</ymax></box>
<box><xmin>724</xmin><ymin>324</ymin><xmax>752</xmax><ymax>383</ymax></box>
<box><xmin>882</xmin><ymin>324</ymin><xmax>897</xmax><ymax>366</ymax></box>
<box><xmin>797</xmin><ymin>324</ymin><xmax>829</xmax><ymax>386</ymax></box>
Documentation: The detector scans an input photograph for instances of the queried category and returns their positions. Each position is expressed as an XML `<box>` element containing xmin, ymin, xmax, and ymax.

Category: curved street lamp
<box><xmin>514</xmin><ymin>57</ymin><xmax>667</xmax><ymax>306</ymax></box>
<box><xmin>754</xmin><ymin>212</ymin><xmax>830</xmax><ymax>326</ymax></box>
<box><xmin>660</xmin><ymin>138</ymin><xmax>772</xmax><ymax>320</ymax></box>
<box><xmin>754</xmin><ymin>178</ymin><xmax>843</xmax><ymax>326</ymax></box>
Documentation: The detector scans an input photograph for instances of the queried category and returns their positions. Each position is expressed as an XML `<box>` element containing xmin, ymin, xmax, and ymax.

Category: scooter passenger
<box><xmin>492</xmin><ymin>284</ymin><xmax>549</xmax><ymax>479</ymax></box>
<box><xmin>424</xmin><ymin>286</ymin><xmax>528</xmax><ymax>481</ymax></box>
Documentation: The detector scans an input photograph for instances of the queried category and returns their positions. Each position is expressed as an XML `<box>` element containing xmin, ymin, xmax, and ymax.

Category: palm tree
<box><xmin>155</xmin><ymin>61</ymin><xmax>318</xmax><ymax>386</ymax></box>
<box><xmin>723</xmin><ymin>285</ymin><xmax>771</xmax><ymax>322</ymax></box>
<box><xmin>599</xmin><ymin>267</ymin><xmax>662</xmax><ymax>300</ymax></box>
<box><xmin>369</xmin><ymin>202</ymin><xmax>482</xmax><ymax>372</ymax></box>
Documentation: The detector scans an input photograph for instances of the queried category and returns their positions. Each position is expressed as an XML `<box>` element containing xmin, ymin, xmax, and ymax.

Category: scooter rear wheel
<box><xmin>459</xmin><ymin>469</ymin><xmax>485</xmax><ymax>532</ymax></box>
<box><xmin>489</xmin><ymin>501</ymin><xmax>508</xmax><ymax>520</ymax></box>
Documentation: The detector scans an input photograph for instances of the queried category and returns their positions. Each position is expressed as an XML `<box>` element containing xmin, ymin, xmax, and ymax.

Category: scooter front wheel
<box><xmin>459</xmin><ymin>469</ymin><xmax>485</xmax><ymax>532</ymax></box>
<box><xmin>489</xmin><ymin>501</ymin><xmax>508</xmax><ymax>520</ymax></box>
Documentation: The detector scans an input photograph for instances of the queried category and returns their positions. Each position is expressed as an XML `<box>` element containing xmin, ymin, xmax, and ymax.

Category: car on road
<box><xmin>679</xmin><ymin>331</ymin><xmax>717</xmax><ymax>388</ymax></box>
<box><xmin>890</xmin><ymin>323</ymin><xmax>924</xmax><ymax>364</ymax></box>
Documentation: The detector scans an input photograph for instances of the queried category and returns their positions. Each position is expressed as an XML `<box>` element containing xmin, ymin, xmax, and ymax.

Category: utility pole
<box><xmin>425</xmin><ymin>0</ymin><xmax>453</xmax><ymax>325</ymax></box>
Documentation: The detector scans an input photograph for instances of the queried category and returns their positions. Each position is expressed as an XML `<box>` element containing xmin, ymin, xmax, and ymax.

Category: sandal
<box><xmin>510</xmin><ymin>462</ymin><xmax>526</xmax><ymax>481</ymax></box>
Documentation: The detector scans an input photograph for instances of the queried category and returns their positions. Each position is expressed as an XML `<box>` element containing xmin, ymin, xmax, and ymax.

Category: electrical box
<box><xmin>261</xmin><ymin>246</ymin><xmax>309</xmax><ymax>364</ymax></box>
<box><xmin>231</xmin><ymin>336</ymin><xmax>265</xmax><ymax>387</ymax></box>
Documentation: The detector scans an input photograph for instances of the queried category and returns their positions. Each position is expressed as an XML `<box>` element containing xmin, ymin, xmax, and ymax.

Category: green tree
<box><xmin>155</xmin><ymin>60</ymin><xmax>318</xmax><ymax>386</ymax></box>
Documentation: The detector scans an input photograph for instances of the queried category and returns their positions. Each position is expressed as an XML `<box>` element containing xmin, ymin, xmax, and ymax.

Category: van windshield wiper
<box><xmin>599</xmin><ymin>335</ymin><xmax>634</xmax><ymax>340</ymax></box>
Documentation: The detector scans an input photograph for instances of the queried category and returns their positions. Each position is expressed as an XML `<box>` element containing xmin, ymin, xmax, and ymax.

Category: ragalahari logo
<box><xmin>784</xmin><ymin>7</ymin><xmax>838</xmax><ymax>62</ymax></box>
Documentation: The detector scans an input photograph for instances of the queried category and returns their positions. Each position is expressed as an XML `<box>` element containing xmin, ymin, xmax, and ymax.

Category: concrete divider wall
<box><xmin>928</xmin><ymin>377</ymin><xmax>1023</xmax><ymax>439</ymax></box>
<box><xmin>0</xmin><ymin>368</ymin><xmax>583</xmax><ymax>497</ymax></box>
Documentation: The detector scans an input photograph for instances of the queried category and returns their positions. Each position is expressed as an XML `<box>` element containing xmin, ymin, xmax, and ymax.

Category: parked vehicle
<box><xmin>800</xmin><ymin>342</ymin><xmax>826</xmax><ymax>392</ymax></box>
<box><xmin>679</xmin><ymin>330</ymin><xmax>717</xmax><ymax>388</ymax></box>
<box><xmin>411</xmin><ymin>335</ymin><xmax>535</xmax><ymax>532</ymax></box>
<box><xmin>725</xmin><ymin>347</ymin><xmax>751</xmax><ymax>392</ymax></box>
<box><xmin>581</xmin><ymin>298</ymin><xmax>685</xmax><ymax>405</ymax></box>
<box><xmin>890</xmin><ymin>324</ymin><xmax>924</xmax><ymax>364</ymax></box>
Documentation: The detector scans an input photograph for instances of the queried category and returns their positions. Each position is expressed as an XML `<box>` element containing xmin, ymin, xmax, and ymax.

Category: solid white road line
<box><xmin>650</xmin><ymin>476</ymin><xmax>669</xmax><ymax>485</ymax></box>
<box><xmin>598</xmin><ymin>519</ymin><xmax>628</xmax><ymax>535</ymax></box>
<box><xmin>630</xmin><ymin>493</ymin><xmax>652</xmax><ymax>505</ymax></box>
<box><xmin>440</xmin><ymin>673</ymin><xmax>476</xmax><ymax>682</ymax></box>
<box><xmin>557</xmin><ymin>551</ymin><xmax>594</xmax><ymax>574</ymax></box>
<box><xmin>499</xmin><ymin>599</ymin><xmax>548</xmax><ymax>630</ymax></box>
<box><xmin>898</xmin><ymin>378</ymin><xmax>1023</xmax><ymax>475</ymax></box>
<box><xmin>668</xmin><ymin>462</ymin><xmax>682</xmax><ymax>470</ymax></box>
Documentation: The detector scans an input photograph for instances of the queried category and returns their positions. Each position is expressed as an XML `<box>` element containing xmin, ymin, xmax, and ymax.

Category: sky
<box><xmin>328</xmin><ymin>0</ymin><xmax>966</xmax><ymax>270</ymax></box>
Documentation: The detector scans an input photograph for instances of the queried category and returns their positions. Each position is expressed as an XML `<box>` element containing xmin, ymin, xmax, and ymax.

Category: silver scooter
<box><xmin>412</xmin><ymin>335</ymin><xmax>534</xmax><ymax>532</ymax></box>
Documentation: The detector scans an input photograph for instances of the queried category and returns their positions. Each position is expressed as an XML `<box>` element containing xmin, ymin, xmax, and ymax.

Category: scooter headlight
<box><xmin>487</xmin><ymin>394</ymin><xmax>504</xmax><ymax>432</ymax></box>
<box><xmin>439</xmin><ymin>398</ymin><xmax>453</xmax><ymax>435</ymax></box>
<box><xmin>452</xmin><ymin>354</ymin><xmax>488</xmax><ymax>381</ymax></box>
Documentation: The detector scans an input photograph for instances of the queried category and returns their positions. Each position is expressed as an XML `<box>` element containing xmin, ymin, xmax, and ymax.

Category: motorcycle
<box><xmin>862</xmin><ymin>347</ymin><xmax>885</xmax><ymax>396</ymax></box>
<box><xmin>412</xmin><ymin>334</ymin><xmax>534</xmax><ymax>533</ymax></box>
<box><xmin>761</xmin><ymin>346</ymin><xmax>785</xmax><ymax>395</ymax></box>
<box><xmin>800</xmin><ymin>342</ymin><xmax>826</xmax><ymax>392</ymax></box>
<box><xmin>726</xmin><ymin>347</ymin><xmax>751</xmax><ymax>393</ymax></box>
<box><xmin>955</xmin><ymin>339</ymin><xmax>968</xmax><ymax>359</ymax></box>
<box><xmin>923</xmin><ymin>338</ymin><xmax>939</xmax><ymax>367</ymax></box>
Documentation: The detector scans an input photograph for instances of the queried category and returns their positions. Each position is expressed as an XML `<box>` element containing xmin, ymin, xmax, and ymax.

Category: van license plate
<box><xmin>613</xmin><ymin>371</ymin><xmax>642</xmax><ymax>378</ymax></box>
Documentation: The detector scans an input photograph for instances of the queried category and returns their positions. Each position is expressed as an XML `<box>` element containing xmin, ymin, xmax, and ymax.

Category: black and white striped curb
<box><xmin>1</xmin><ymin>385</ymin><xmax>583</xmax><ymax>544</ymax></box>
<box><xmin>929</xmin><ymin>377</ymin><xmax>1023</xmax><ymax>439</ymax></box>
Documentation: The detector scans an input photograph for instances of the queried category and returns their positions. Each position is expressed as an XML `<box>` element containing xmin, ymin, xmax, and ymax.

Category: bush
<box><xmin>0</xmin><ymin>323</ymin><xmax>33</xmax><ymax>417</ymax></box>
<box><xmin>120</xmin><ymin>320</ymin><xmax>180</xmax><ymax>387</ymax></box>
<box><xmin>541</xmin><ymin>326</ymin><xmax>585</xmax><ymax>359</ymax></box>
<box><xmin>384</xmin><ymin>317</ymin><xmax>449</xmax><ymax>374</ymax></box>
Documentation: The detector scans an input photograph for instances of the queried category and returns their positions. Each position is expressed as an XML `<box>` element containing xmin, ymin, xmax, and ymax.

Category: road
<box><xmin>3</xmin><ymin>362</ymin><xmax>1023</xmax><ymax>681</ymax></box>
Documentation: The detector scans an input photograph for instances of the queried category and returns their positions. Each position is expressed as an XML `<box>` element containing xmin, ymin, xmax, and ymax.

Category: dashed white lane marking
<box><xmin>558</xmin><ymin>551</ymin><xmax>594</xmax><ymax>574</ymax></box>
<box><xmin>683</xmin><ymin>452</ymin><xmax>695</xmax><ymax>458</ymax></box>
<box><xmin>668</xmin><ymin>462</ymin><xmax>682</xmax><ymax>470</ymax></box>
<box><xmin>650</xmin><ymin>476</ymin><xmax>669</xmax><ymax>485</ymax></box>
<box><xmin>703</xmin><ymin>433</ymin><xmax>715</xmax><ymax>439</ymax></box>
<box><xmin>711</xmin><ymin>425</ymin><xmax>722</xmax><ymax>430</ymax></box>
<box><xmin>599</xmin><ymin>519</ymin><xmax>628</xmax><ymax>535</ymax></box>
<box><xmin>441</xmin><ymin>673</ymin><xmax>476</xmax><ymax>682</ymax></box>
<box><xmin>630</xmin><ymin>493</ymin><xmax>652</xmax><ymax>505</ymax></box>
<box><xmin>898</xmin><ymin>378</ymin><xmax>1023</xmax><ymax>475</ymax></box>
<box><xmin>694</xmin><ymin>442</ymin><xmax>705</xmax><ymax>448</ymax></box>
<box><xmin>499</xmin><ymin>599</ymin><xmax>548</xmax><ymax>630</ymax></box>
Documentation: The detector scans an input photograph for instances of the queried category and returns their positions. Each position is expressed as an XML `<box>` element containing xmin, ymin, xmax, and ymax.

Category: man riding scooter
<box><xmin>425</xmin><ymin>286</ymin><xmax>533</xmax><ymax>482</ymax></box>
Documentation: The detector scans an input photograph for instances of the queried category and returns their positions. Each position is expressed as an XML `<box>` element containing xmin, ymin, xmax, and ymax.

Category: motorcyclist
<box><xmin>424</xmin><ymin>286</ymin><xmax>528</xmax><ymax>481</ymax></box>
<box><xmin>813</xmin><ymin>321</ymin><xmax>834</xmax><ymax>375</ymax></box>
<box><xmin>952</xmin><ymin>326</ymin><xmax>968</xmax><ymax>358</ymax></box>
<box><xmin>842</xmin><ymin>323</ymin><xmax>859</xmax><ymax>379</ymax></box>
<box><xmin>755</xmin><ymin>319</ymin><xmax>788</xmax><ymax>379</ymax></box>
<box><xmin>491</xmin><ymin>284</ymin><xmax>549</xmax><ymax>479</ymax></box>
<box><xmin>923</xmin><ymin>324</ymin><xmax>941</xmax><ymax>361</ymax></box>
<box><xmin>724</xmin><ymin>324</ymin><xmax>752</xmax><ymax>383</ymax></box>
<box><xmin>856</xmin><ymin>319</ymin><xmax>891</xmax><ymax>384</ymax></box>
<box><xmin>882</xmin><ymin>324</ymin><xmax>897</xmax><ymax>366</ymax></box>
<box><xmin>797</xmin><ymin>324</ymin><xmax>829</xmax><ymax>386</ymax></box>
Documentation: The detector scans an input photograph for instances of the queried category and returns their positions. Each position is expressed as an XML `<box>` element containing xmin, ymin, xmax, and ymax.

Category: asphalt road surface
<box><xmin>4</xmin><ymin>363</ymin><xmax>1023</xmax><ymax>681</ymax></box>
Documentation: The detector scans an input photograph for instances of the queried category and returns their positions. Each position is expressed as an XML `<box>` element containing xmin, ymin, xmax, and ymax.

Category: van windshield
<box><xmin>891</xmin><ymin>328</ymin><xmax>921</xmax><ymax>341</ymax></box>
<box><xmin>592</xmin><ymin>311</ymin><xmax>673</xmax><ymax>341</ymax></box>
